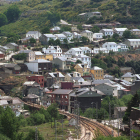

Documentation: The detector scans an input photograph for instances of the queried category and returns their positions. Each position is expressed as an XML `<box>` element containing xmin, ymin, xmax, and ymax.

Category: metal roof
<box><xmin>91</xmin><ymin>66</ymin><xmax>103</xmax><ymax>70</ymax></box>
<box><xmin>26</xmin><ymin>31</ymin><xmax>39</xmax><ymax>34</ymax></box>
<box><xmin>101</xmin><ymin>29</ymin><xmax>113</xmax><ymax>32</ymax></box>
<box><xmin>127</xmin><ymin>39</ymin><xmax>140</xmax><ymax>41</ymax></box>
<box><xmin>114</xmin><ymin>28</ymin><xmax>127</xmax><ymax>31</ymax></box>
<box><xmin>31</xmin><ymin>59</ymin><xmax>50</xmax><ymax>63</ymax></box>
<box><xmin>44</xmin><ymin>34</ymin><xmax>56</xmax><ymax>38</ymax></box>
<box><xmin>52</xmin><ymin>89</ymin><xmax>72</xmax><ymax>94</ymax></box>
<box><xmin>19</xmin><ymin>50</ymin><xmax>32</xmax><ymax>53</ymax></box>
<box><xmin>122</xmin><ymin>72</ymin><xmax>135</xmax><ymax>78</ymax></box>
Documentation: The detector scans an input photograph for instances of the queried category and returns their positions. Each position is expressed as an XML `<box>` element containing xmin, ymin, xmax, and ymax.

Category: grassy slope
<box><xmin>0</xmin><ymin>0</ymin><xmax>137</xmax><ymax>36</ymax></box>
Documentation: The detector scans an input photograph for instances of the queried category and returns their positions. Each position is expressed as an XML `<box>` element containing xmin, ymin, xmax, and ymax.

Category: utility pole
<box><xmin>35</xmin><ymin>127</ymin><xmax>38</xmax><ymax>140</ymax></box>
<box><xmin>109</xmin><ymin>102</ymin><xmax>111</xmax><ymax>126</ymax></box>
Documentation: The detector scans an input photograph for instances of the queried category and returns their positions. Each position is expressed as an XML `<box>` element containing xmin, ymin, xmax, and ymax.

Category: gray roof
<box><xmin>30</xmin><ymin>59</ymin><xmax>50</xmax><ymax>63</ymax></box>
<box><xmin>71</xmin><ymin>77</ymin><xmax>84</xmax><ymax>81</ymax></box>
<box><xmin>120</xmin><ymin>67</ymin><xmax>132</xmax><ymax>71</ymax></box>
<box><xmin>24</xmin><ymin>94</ymin><xmax>39</xmax><ymax>99</ymax></box>
<box><xmin>26</xmin><ymin>31</ymin><xmax>39</xmax><ymax>34</ymax></box>
<box><xmin>4</xmin><ymin>64</ymin><xmax>17</xmax><ymax>68</ymax></box>
<box><xmin>122</xmin><ymin>72</ymin><xmax>135</xmax><ymax>78</ymax></box>
<box><xmin>70</xmin><ymin>88</ymin><xmax>101</xmax><ymax>97</ymax></box>
<box><xmin>92</xmin><ymin>79</ymin><xmax>115</xmax><ymax>85</ymax></box>
<box><xmin>52</xmin><ymin>89</ymin><xmax>72</xmax><ymax>95</ymax></box>
<box><xmin>19</xmin><ymin>50</ymin><xmax>32</xmax><ymax>54</ymax></box>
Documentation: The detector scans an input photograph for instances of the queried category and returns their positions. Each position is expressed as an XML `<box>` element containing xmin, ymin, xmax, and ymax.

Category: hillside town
<box><xmin>0</xmin><ymin>0</ymin><xmax>140</xmax><ymax>139</ymax></box>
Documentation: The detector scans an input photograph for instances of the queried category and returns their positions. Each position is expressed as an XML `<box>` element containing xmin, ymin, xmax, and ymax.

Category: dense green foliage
<box><xmin>91</xmin><ymin>58</ymin><xmax>107</xmax><ymax>69</ymax></box>
<box><xmin>0</xmin><ymin>13</ymin><xmax>8</xmax><ymax>27</ymax></box>
<box><xmin>29</xmin><ymin>38</ymin><xmax>36</xmax><ymax>43</ymax></box>
<box><xmin>83</xmin><ymin>95</ymin><xmax>133</xmax><ymax>120</ymax></box>
<box><xmin>123</xmin><ymin>93</ymin><xmax>140</xmax><ymax>123</ymax></box>
<box><xmin>5</xmin><ymin>5</ymin><xmax>21</xmax><ymax>22</ymax></box>
<box><xmin>13</xmin><ymin>53</ymin><xmax>27</xmax><ymax>60</ymax></box>
<box><xmin>7</xmin><ymin>33</ymin><xmax>20</xmax><ymax>43</ymax></box>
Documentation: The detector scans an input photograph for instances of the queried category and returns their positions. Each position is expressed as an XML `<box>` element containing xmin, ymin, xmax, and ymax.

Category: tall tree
<box><xmin>5</xmin><ymin>5</ymin><xmax>21</xmax><ymax>22</ymax></box>
<box><xmin>0</xmin><ymin>13</ymin><xmax>8</xmax><ymax>27</ymax></box>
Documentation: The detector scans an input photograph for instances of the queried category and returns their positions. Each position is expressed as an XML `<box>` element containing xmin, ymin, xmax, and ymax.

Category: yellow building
<box><xmin>74</xmin><ymin>63</ymin><xmax>90</xmax><ymax>76</ymax></box>
<box><xmin>35</xmin><ymin>52</ymin><xmax>53</xmax><ymax>61</ymax></box>
<box><xmin>90</xmin><ymin>66</ymin><xmax>104</xmax><ymax>80</ymax></box>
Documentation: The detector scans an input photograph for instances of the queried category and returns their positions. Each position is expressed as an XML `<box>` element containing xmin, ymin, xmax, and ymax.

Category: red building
<box><xmin>0</xmin><ymin>52</ymin><xmax>4</xmax><ymax>59</ymax></box>
<box><xmin>26</xmin><ymin>75</ymin><xmax>44</xmax><ymax>87</ymax></box>
<box><xmin>61</xmin><ymin>82</ymin><xmax>74</xmax><ymax>89</ymax></box>
<box><xmin>51</xmin><ymin>89</ymin><xmax>73</xmax><ymax>111</ymax></box>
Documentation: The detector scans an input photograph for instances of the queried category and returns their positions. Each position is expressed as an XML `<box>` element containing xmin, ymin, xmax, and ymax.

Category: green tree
<box><xmin>41</xmin><ymin>27</ymin><xmax>50</xmax><ymax>34</ymax></box>
<box><xmin>13</xmin><ymin>53</ymin><xmax>27</xmax><ymax>60</ymax></box>
<box><xmin>118</xmin><ymin>57</ymin><xmax>125</xmax><ymax>67</ymax></box>
<box><xmin>24</xmin><ymin>129</ymin><xmax>44</xmax><ymax>140</ymax></box>
<box><xmin>123</xmin><ymin>93</ymin><xmax>140</xmax><ymax>123</ymax></box>
<box><xmin>48</xmin><ymin>39</ymin><xmax>55</xmax><ymax>45</ymax></box>
<box><xmin>91</xmin><ymin>26</ymin><xmax>100</xmax><ymax>33</ymax></box>
<box><xmin>122</xmin><ymin>30</ymin><xmax>131</xmax><ymax>39</ymax></box>
<box><xmin>76</xmin><ymin>59</ymin><xmax>82</xmax><ymax>63</ymax></box>
<box><xmin>81</xmin><ymin>36</ymin><xmax>88</xmax><ymax>44</ymax></box>
<box><xmin>7</xmin><ymin>33</ymin><xmax>20</xmax><ymax>43</ymax></box>
<box><xmin>29</xmin><ymin>38</ymin><xmax>36</xmax><ymax>43</ymax></box>
<box><xmin>0</xmin><ymin>107</ymin><xmax>20</xmax><ymax>140</ymax></box>
<box><xmin>55</xmin><ymin>39</ymin><xmax>61</xmax><ymax>46</ymax></box>
<box><xmin>63</xmin><ymin>38</ymin><xmax>68</xmax><ymax>44</ymax></box>
<box><xmin>0</xmin><ymin>13</ymin><xmax>8</xmax><ymax>27</ymax></box>
<box><xmin>47</xmin><ymin>103</ymin><xmax>59</xmax><ymax>128</ymax></box>
<box><xmin>77</xmin><ymin>24</ymin><xmax>83</xmax><ymax>30</ymax></box>
<box><xmin>5</xmin><ymin>5</ymin><xmax>21</xmax><ymax>22</ymax></box>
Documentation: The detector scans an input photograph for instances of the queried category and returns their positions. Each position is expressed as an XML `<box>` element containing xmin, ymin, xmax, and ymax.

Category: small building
<box><xmin>3</xmin><ymin>63</ymin><xmax>21</xmax><ymax>74</ymax></box>
<box><xmin>70</xmin><ymin>88</ymin><xmax>101</xmax><ymax>112</ymax></box>
<box><xmin>117</xmin><ymin>43</ymin><xmax>129</xmax><ymax>52</ymax></box>
<box><xmin>81</xmin><ymin>30</ymin><xmax>93</xmax><ymax>42</ymax></box>
<box><xmin>93</xmin><ymin>33</ymin><xmax>103</xmax><ymax>40</ymax></box>
<box><xmin>26</xmin><ymin>75</ymin><xmax>44</xmax><ymax>88</ymax></box>
<box><xmin>130</xmin><ymin>29</ymin><xmax>140</xmax><ymax>36</ymax></box>
<box><xmin>51</xmin><ymin>89</ymin><xmax>73</xmax><ymax>111</ymax></box>
<box><xmin>39</xmin><ymin>34</ymin><xmax>57</xmax><ymax>45</ymax></box>
<box><xmin>26</xmin><ymin>31</ymin><xmax>42</xmax><ymax>39</ymax></box>
<box><xmin>78</xmin><ymin>12</ymin><xmax>102</xmax><ymax>20</ymax></box>
<box><xmin>99</xmin><ymin>29</ymin><xmax>114</xmax><ymax>37</ymax></box>
<box><xmin>120</xmin><ymin>67</ymin><xmax>135</xmax><ymax>74</ymax></box>
<box><xmin>90</xmin><ymin>66</ymin><xmax>104</xmax><ymax>80</ymax></box>
<box><xmin>61</xmin><ymin>82</ymin><xmax>74</xmax><ymax>89</ymax></box>
<box><xmin>65</xmin><ymin>72</ymin><xmax>82</xmax><ymax>81</ymax></box>
<box><xmin>42</xmin><ymin>46</ymin><xmax>63</xmax><ymax>58</ymax></box>
<box><xmin>114</xmin><ymin>107</ymin><xmax>127</xmax><ymax>118</ymax></box>
<box><xmin>19</xmin><ymin>50</ymin><xmax>35</xmax><ymax>62</ymax></box>
<box><xmin>0</xmin><ymin>51</ymin><xmax>5</xmax><ymax>59</ymax></box>
<box><xmin>45</xmin><ymin>72</ymin><xmax>65</xmax><ymax>88</ymax></box>
<box><xmin>52</xmin><ymin>57</ymin><xmax>71</xmax><ymax>71</ymax></box>
<box><xmin>102</xmin><ymin>42</ymin><xmax>118</xmax><ymax>52</ymax></box>
<box><xmin>121</xmin><ymin>72</ymin><xmax>136</xmax><ymax>82</ymax></box>
<box><xmin>114</xmin><ymin>28</ymin><xmax>128</xmax><ymax>36</ymax></box>
<box><xmin>124</xmin><ymin>39</ymin><xmax>140</xmax><ymax>49</ymax></box>
<box><xmin>95</xmin><ymin>83</ymin><xmax>118</xmax><ymax>97</ymax></box>
<box><xmin>79</xmin><ymin>46</ymin><xmax>91</xmax><ymax>54</ymax></box>
<box><xmin>50</xmin><ymin>26</ymin><xmax>61</xmax><ymax>33</ymax></box>
<box><xmin>92</xmin><ymin>47</ymin><xmax>109</xmax><ymax>54</ymax></box>
<box><xmin>0</xmin><ymin>96</ymin><xmax>24</xmax><ymax>111</ymax></box>
<box><xmin>23</xmin><ymin>94</ymin><xmax>40</xmax><ymax>104</ymax></box>
<box><xmin>54</xmin><ymin>34</ymin><xmax>67</xmax><ymax>44</ymax></box>
<box><xmin>35</xmin><ymin>51</ymin><xmax>53</xmax><ymax>61</ymax></box>
<box><xmin>62</xmin><ymin>31</ymin><xmax>73</xmax><ymax>42</ymax></box>
<box><xmin>74</xmin><ymin>63</ymin><xmax>90</xmax><ymax>76</ymax></box>
<box><xmin>72</xmin><ymin>32</ymin><xmax>81</xmax><ymax>39</ymax></box>
<box><xmin>25</xmin><ymin>59</ymin><xmax>52</xmax><ymax>74</ymax></box>
<box><xmin>71</xmin><ymin>77</ymin><xmax>85</xmax><ymax>85</ymax></box>
<box><xmin>6</xmin><ymin>43</ymin><xmax>19</xmax><ymax>51</ymax></box>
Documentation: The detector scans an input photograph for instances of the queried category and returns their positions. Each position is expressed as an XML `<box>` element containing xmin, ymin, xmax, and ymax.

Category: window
<box><xmin>62</xmin><ymin>95</ymin><xmax>63</xmax><ymax>98</ymax></box>
<box><xmin>65</xmin><ymin>96</ymin><xmax>67</xmax><ymax>99</ymax></box>
<box><xmin>18</xmin><ymin>105</ymin><xmax>20</xmax><ymax>108</ymax></box>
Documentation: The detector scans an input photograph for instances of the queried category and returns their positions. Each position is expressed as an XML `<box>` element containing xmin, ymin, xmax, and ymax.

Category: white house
<box><xmin>81</xmin><ymin>30</ymin><xmax>93</xmax><ymax>42</ymax></box>
<box><xmin>114</xmin><ymin>28</ymin><xmax>128</xmax><ymax>36</ymax></box>
<box><xmin>54</xmin><ymin>34</ymin><xmax>67</xmax><ymax>44</ymax></box>
<box><xmin>75</xmin><ymin>54</ymin><xmax>91</xmax><ymax>68</ymax></box>
<box><xmin>62</xmin><ymin>31</ymin><xmax>73</xmax><ymax>42</ymax></box>
<box><xmin>130</xmin><ymin>29</ymin><xmax>140</xmax><ymax>36</ymax></box>
<box><xmin>79</xmin><ymin>47</ymin><xmax>91</xmax><ymax>54</ymax></box>
<box><xmin>64</xmin><ymin>48</ymin><xmax>83</xmax><ymax>57</ymax></box>
<box><xmin>72</xmin><ymin>32</ymin><xmax>81</xmax><ymax>39</ymax></box>
<box><xmin>102</xmin><ymin>42</ymin><xmax>118</xmax><ymax>52</ymax></box>
<box><xmin>117</xmin><ymin>43</ymin><xmax>129</xmax><ymax>52</ymax></box>
<box><xmin>39</xmin><ymin>34</ymin><xmax>57</xmax><ymax>45</ymax></box>
<box><xmin>99</xmin><ymin>29</ymin><xmax>113</xmax><ymax>37</ymax></box>
<box><xmin>93</xmin><ymin>33</ymin><xmax>103</xmax><ymax>40</ymax></box>
<box><xmin>125</xmin><ymin>39</ymin><xmax>140</xmax><ymax>49</ymax></box>
<box><xmin>92</xmin><ymin>47</ymin><xmax>109</xmax><ymax>54</ymax></box>
<box><xmin>42</xmin><ymin>46</ymin><xmax>63</xmax><ymax>58</ymax></box>
<box><xmin>26</xmin><ymin>31</ymin><xmax>42</xmax><ymax>39</ymax></box>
